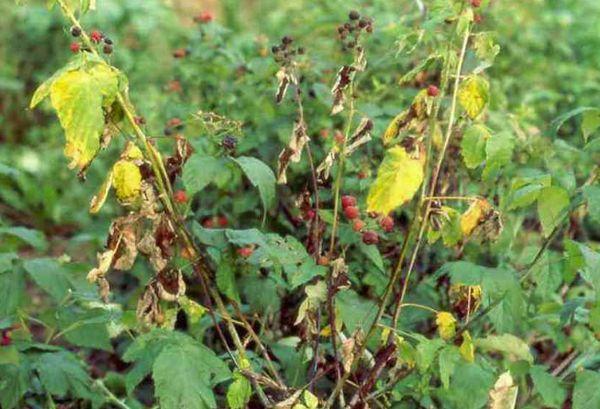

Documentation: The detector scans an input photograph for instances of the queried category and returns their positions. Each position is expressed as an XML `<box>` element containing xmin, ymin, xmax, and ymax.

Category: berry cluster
<box><xmin>69</xmin><ymin>27</ymin><xmax>113</xmax><ymax>55</ymax></box>
<box><xmin>202</xmin><ymin>215</ymin><xmax>229</xmax><ymax>229</ymax></box>
<box><xmin>341</xmin><ymin>194</ymin><xmax>396</xmax><ymax>245</ymax></box>
<box><xmin>271</xmin><ymin>36</ymin><xmax>305</xmax><ymax>67</ymax></box>
<box><xmin>336</xmin><ymin>10</ymin><xmax>373</xmax><ymax>51</ymax></box>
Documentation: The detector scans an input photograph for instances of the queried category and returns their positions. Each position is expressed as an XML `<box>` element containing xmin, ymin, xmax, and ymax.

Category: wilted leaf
<box><xmin>367</xmin><ymin>145</ymin><xmax>425</xmax><ymax>214</ymax></box>
<box><xmin>488</xmin><ymin>371</ymin><xmax>518</xmax><ymax>409</ymax></box>
<box><xmin>461</xmin><ymin>198</ymin><xmax>493</xmax><ymax>236</ymax></box>
<box><xmin>436</xmin><ymin>311</ymin><xmax>457</xmax><ymax>340</ymax></box>
<box><xmin>460</xmin><ymin>331</ymin><xmax>475</xmax><ymax>362</ymax></box>
<box><xmin>475</xmin><ymin>334</ymin><xmax>533</xmax><ymax>363</ymax></box>
<box><xmin>112</xmin><ymin>160</ymin><xmax>142</xmax><ymax>202</ymax></box>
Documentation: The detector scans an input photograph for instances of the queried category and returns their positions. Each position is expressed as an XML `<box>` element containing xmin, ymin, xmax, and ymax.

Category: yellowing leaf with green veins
<box><xmin>383</xmin><ymin>110</ymin><xmax>409</xmax><ymax>145</ymax></box>
<box><xmin>460</xmin><ymin>331</ymin><xmax>475</xmax><ymax>362</ymax></box>
<box><xmin>112</xmin><ymin>160</ymin><xmax>142</xmax><ymax>202</ymax></box>
<box><xmin>436</xmin><ymin>311</ymin><xmax>456</xmax><ymax>340</ymax></box>
<box><xmin>367</xmin><ymin>146</ymin><xmax>425</xmax><ymax>214</ymax></box>
<box><xmin>48</xmin><ymin>64</ymin><xmax>119</xmax><ymax>171</ymax></box>
<box><xmin>458</xmin><ymin>75</ymin><xmax>489</xmax><ymax>119</ymax></box>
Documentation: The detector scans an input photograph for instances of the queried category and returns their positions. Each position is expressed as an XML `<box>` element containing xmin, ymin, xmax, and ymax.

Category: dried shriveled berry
<box><xmin>282</xmin><ymin>35</ymin><xmax>293</xmax><ymax>45</ymax></box>
<box><xmin>70</xmin><ymin>26</ymin><xmax>81</xmax><ymax>37</ymax></box>
<box><xmin>103</xmin><ymin>44</ymin><xmax>113</xmax><ymax>54</ymax></box>
<box><xmin>349</xmin><ymin>10</ymin><xmax>360</xmax><ymax>20</ymax></box>
<box><xmin>221</xmin><ymin>135</ymin><xmax>238</xmax><ymax>150</ymax></box>
<box><xmin>341</xmin><ymin>195</ymin><xmax>357</xmax><ymax>209</ymax></box>
<box><xmin>344</xmin><ymin>206</ymin><xmax>360</xmax><ymax>220</ymax></box>
<box><xmin>362</xmin><ymin>230</ymin><xmax>379</xmax><ymax>245</ymax></box>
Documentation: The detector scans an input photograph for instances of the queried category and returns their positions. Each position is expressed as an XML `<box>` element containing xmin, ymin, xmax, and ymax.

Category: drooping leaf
<box><xmin>48</xmin><ymin>64</ymin><xmax>120</xmax><ymax>171</ymax></box>
<box><xmin>367</xmin><ymin>145</ymin><xmax>425</xmax><ymax>214</ymax></box>
<box><xmin>0</xmin><ymin>227</ymin><xmax>48</xmax><ymax>251</ymax></box>
<box><xmin>232</xmin><ymin>156</ymin><xmax>276</xmax><ymax>220</ymax></box>
<box><xmin>458</xmin><ymin>75</ymin><xmax>489</xmax><ymax>119</ymax></box>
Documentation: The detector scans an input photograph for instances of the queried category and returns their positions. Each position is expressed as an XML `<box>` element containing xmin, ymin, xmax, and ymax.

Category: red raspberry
<box><xmin>341</xmin><ymin>195</ymin><xmax>357</xmax><ymax>209</ymax></box>
<box><xmin>334</xmin><ymin>130</ymin><xmax>345</xmax><ymax>145</ymax></box>
<box><xmin>362</xmin><ymin>230</ymin><xmax>379</xmax><ymax>245</ymax></box>
<box><xmin>344</xmin><ymin>206</ymin><xmax>360</xmax><ymax>220</ymax></box>
<box><xmin>357</xmin><ymin>171</ymin><xmax>367</xmax><ymax>179</ymax></box>
<box><xmin>471</xmin><ymin>0</ymin><xmax>482</xmax><ymax>7</ymax></box>
<box><xmin>90</xmin><ymin>30</ymin><xmax>103</xmax><ymax>43</ymax></box>
<box><xmin>474</xmin><ymin>14</ymin><xmax>483</xmax><ymax>24</ymax></box>
<box><xmin>134</xmin><ymin>116</ymin><xmax>146</xmax><ymax>126</ymax></box>
<box><xmin>0</xmin><ymin>331</ymin><xmax>10</xmax><ymax>346</ymax></box>
<box><xmin>173</xmin><ymin>48</ymin><xmax>187</xmax><ymax>59</ymax></box>
<box><xmin>352</xmin><ymin>219</ymin><xmax>365</xmax><ymax>232</ymax></box>
<box><xmin>320</xmin><ymin>129</ymin><xmax>329</xmax><ymax>139</ymax></box>
<box><xmin>202</xmin><ymin>218</ymin><xmax>215</xmax><ymax>228</ymax></box>
<box><xmin>427</xmin><ymin>85</ymin><xmax>439</xmax><ymax>97</ymax></box>
<box><xmin>237</xmin><ymin>247</ymin><xmax>253</xmax><ymax>258</ymax></box>
<box><xmin>379</xmin><ymin>216</ymin><xmax>394</xmax><ymax>232</ymax></box>
<box><xmin>168</xmin><ymin>80</ymin><xmax>182</xmax><ymax>93</ymax></box>
<box><xmin>303</xmin><ymin>209</ymin><xmax>316</xmax><ymax>221</ymax></box>
<box><xmin>70</xmin><ymin>42</ymin><xmax>80</xmax><ymax>53</ymax></box>
<box><xmin>217</xmin><ymin>216</ymin><xmax>228</xmax><ymax>227</ymax></box>
<box><xmin>174</xmin><ymin>190</ymin><xmax>188</xmax><ymax>203</ymax></box>
<box><xmin>168</xmin><ymin>117</ymin><xmax>182</xmax><ymax>127</ymax></box>
<box><xmin>194</xmin><ymin>11</ymin><xmax>214</xmax><ymax>23</ymax></box>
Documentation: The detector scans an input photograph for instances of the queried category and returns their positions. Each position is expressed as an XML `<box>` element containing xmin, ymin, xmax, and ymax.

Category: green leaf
<box><xmin>226</xmin><ymin>371</ymin><xmax>252</xmax><ymax>409</ymax></box>
<box><xmin>0</xmin><ymin>364</ymin><xmax>29</xmax><ymax>409</ymax></box>
<box><xmin>475</xmin><ymin>334</ymin><xmax>533</xmax><ymax>363</ymax></box>
<box><xmin>564</xmin><ymin>241</ymin><xmax>600</xmax><ymax>290</ymax></box>
<box><xmin>56</xmin><ymin>303</ymin><xmax>120</xmax><ymax>351</ymax></box>
<box><xmin>34</xmin><ymin>351</ymin><xmax>98</xmax><ymax>402</ymax></box>
<box><xmin>0</xmin><ymin>227</ymin><xmax>48</xmax><ymax>251</ymax></box>
<box><xmin>461</xmin><ymin>124</ymin><xmax>490</xmax><ymax>169</ymax></box>
<box><xmin>458</xmin><ymin>75</ymin><xmax>489</xmax><ymax>119</ymax></box>
<box><xmin>437</xmin><ymin>361</ymin><xmax>495</xmax><ymax>409</ymax></box>
<box><xmin>483</xmin><ymin>131</ymin><xmax>515</xmax><ymax>180</ymax></box>
<box><xmin>415</xmin><ymin>336</ymin><xmax>445</xmax><ymax>372</ymax></box>
<box><xmin>336</xmin><ymin>290</ymin><xmax>378</xmax><ymax>333</ymax></box>
<box><xmin>182</xmin><ymin>155</ymin><xmax>225</xmax><ymax>197</ymax></box>
<box><xmin>232</xmin><ymin>156</ymin><xmax>276</xmax><ymax>220</ymax></box>
<box><xmin>584</xmin><ymin>185</ymin><xmax>600</xmax><ymax>224</ymax></box>
<box><xmin>23</xmin><ymin>258</ymin><xmax>72</xmax><ymax>302</ymax></box>
<box><xmin>152</xmin><ymin>336</ymin><xmax>231</xmax><ymax>409</ymax></box>
<box><xmin>366</xmin><ymin>146</ymin><xmax>425</xmax><ymax>214</ymax></box>
<box><xmin>551</xmin><ymin>106</ymin><xmax>598</xmax><ymax>135</ymax></box>
<box><xmin>537</xmin><ymin>186</ymin><xmax>570</xmax><ymax>237</ymax></box>
<box><xmin>0</xmin><ymin>253</ymin><xmax>24</xmax><ymax>317</ymax></box>
<box><xmin>582</xmin><ymin>109</ymin><xmax>600</xmax><ymax>141</ymax></box>
<box><xmin>530</xmin><ymin>365</ymin><xmax>566</xmax><ymax>408</ymax></box>
<box><xmin>573</xmin><ymin>370</ymin><xmax>600</xmax><ymax>409</ymax></box>
<box><xmin>438</xmin><ymin>345</ymin><xmax>460</xmax><ymax>389</ymax></box>
<box><xmin>216</xmin><ymin>253</ymin><xmax>240</xmax><ymax>303</ymax></box>
<box><xmin>507</xmin><ymin>174</ymin><xmax>552</xmax><ymax>210</ymax></box>
<box><xmin>48</xmin><ymin>64</ymin><xmax>119</xmax><ymax>171</ymax></box>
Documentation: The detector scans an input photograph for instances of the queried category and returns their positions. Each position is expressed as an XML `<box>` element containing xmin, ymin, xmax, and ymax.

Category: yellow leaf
<box><xmin>367</xmin><ymin>145</ymin><xmax>425</xmax><ymax>214</ymax></box>
<box><xmin>89</xmin><ymin>170</ymin><xmax>114</xmax><ymax>214</ymax></box>
<box><xmin>112</xmin><ymin>160</ymin><xmax>142</xmax><ymax>202</ymax></box>
<box><xmin>489</xmin><ymin>371</ymin><xmax>518</xmax><ymax>409</ymax></box>
<box><xmin>460</xmin><ymin>331</ymin><xmax>475</xmax><ymax>363</ymax></box>
<box><xmin>121</xmin><ymin>141</ymin><xmax>144</xmax><ymax>160</ymax></box>
<box><xmin>458</xmin><ymin>75</ymin><xmax>489</xmax><ymax>119</ymax></box>
<box><xmin>382</xmin><ymin>111</ymin><xmax>409</xmax><ymax>145</ymax></box>
<box><xmin>460</xmin><ymin>198</ymin><xmax>493</xmax><ymax>236</ymax></box>
<box><xmin>436</xmin><ymin>311</ymin><xmax>457</xmax><ymax>341</ymax></box>
<box><xmin>49</xmin><ymin>64</ymin><xmax>119</xmax><ymax>171</ymax></box>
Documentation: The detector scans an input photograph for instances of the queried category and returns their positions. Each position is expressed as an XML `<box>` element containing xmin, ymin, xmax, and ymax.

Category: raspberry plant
<box><xmin>1</xmin><ymin>0</ymin><xmax>600</xmax><ymax>408</ymax></box>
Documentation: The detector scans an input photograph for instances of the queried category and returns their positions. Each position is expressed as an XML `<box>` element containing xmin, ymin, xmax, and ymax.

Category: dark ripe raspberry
<box><xmin>349</xmin><ymin>10</ymin><xmax>360</xmax><ymax>20</ymax></box>
<box><xmin>103</xmin><ymin>44</ymin><xmax>113</xmax><ymax>54</ymax></box>
<box><xmin>357</xmin><ymin>171</ymin><xmax>367</xmax><ymax>179</ymax></box>
<box><xmin>427</xmin><ymin>85</ymin><xmax>440</xmax><ymax>97</ymax></box>
<box><xmin>317</xmin><ymin>256</ymin><xmax>329</xmax><ymax>266</ymax></box>
<box><xmin>344</xmin><ymin>206</ymin><xmax>360</xmax><ymax>220</ymax></box>
<box><xmin>217</xmin><ymin>216</ymin><xmax>228</xmax><ymax>227</ymax></box>
<box><xmin>364</xmin><ymin>119</ymin><xmax>374</xmax><ymax>131</ymax></box>
<box><xmin>202</xmin><ymin>218</ymin><xmax>215</xmax><ymax>228</ymax></box>
<box><xmin>352</xmin><ymin>219</ymin><xmax>365</xmax><ymax>232</ymax></box>
<box><xmin>362</xmin><ymin>230</ymin><xmax>379</xmax><ymax>245</ymax></box>
<box><xmin>221</xmin><ymin>135</ymin><xmax>238</xmax><ymax>150</ymax></box>
<box><xmin>337</xmin><ymin>25</ymin><xmax>346</xmax><ymax>34</ymax></box>
<box><xmin>70</xmin><ymin>26</ymin><xmax>81</xmax><ymax>37</ymax></box>
<box><xmin>379</xmin><ymin>216</ymin><xmax>394</xmax><ymax>232</ymax></box>
<box><xmin>272</xmin><ymin>45</ymin><xmax>280</xmax><ymax>54</ymax></box>
<box><xmin>0</xmin><ymin>333</ymin><xmax>10</xmax><ymax>346</ymax></box>
<box><xmin>237</xmin><ymin>247</ymin><xmax>253</xmax><ymax>258</ymax></box>
<box><xmin>103</xmin><ymin>37</ymin><xmax>113</xmax><ymax>45</ymax></box>
<box><xmin>90</xmin><ymin>30</ymin><xmax>103</xmax><ymax>43</ymax></box>
<box><xmin>341</xmin><ymin>195</ymin><xmax>357</xmax><ymax>209</ymax></box>
<box><xmin>358</xmin><ymin>18</ymin><xmax>368</xmax><ymax>28</ymax></box>
<box><xmin>282</xmin><ymin>35</ymin><xmax>293</xmax><ymax>45</ymax></box>
<box><xmin>298</xmin><ymin>47</ymin><xmax>305</xmax><ymax>55</ymax></box>
<box><xmin>174</xmin><ymin>190</ymin><xmax>188</xmax><ymax>203</ymax></box>
<box><xmin>70</xmin><ymin>42</ymin><xmax>80</xmax><ymax>53</ymax></box>
<box><xmin>471</xmin><ymin>0</ymin><xmax>482</xmax><ymax>7</ymax></box>
<box><xmin>366</xmin><ymin>24</ymin><xmax>373</xmax><ymax>33</ymax></box>
<box><xmin>164</xmin><ymin>127</ymin><xmax>173</xmax><ymax>136</ymax></box>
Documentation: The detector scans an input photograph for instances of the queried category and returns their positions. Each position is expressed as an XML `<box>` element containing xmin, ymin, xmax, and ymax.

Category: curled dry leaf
<box><xmin>460</xmin><ymin>198</ymin><xmax>503</xmax><ymax>240</ymax></box>
<box><xmin>331</xmin><ymin>65</ymin><xmax>355</xmax><ymax>115</ymax></box>
<box><xmin>382</xmin><ymin>89</ymin><xmax>431</xmax><ymax>145</ymax></box>
<box><xmin>277</xmin><ymin>119</ymin><xmax>310</xmax><ymax>184</ymax></box>
<box><xmin>435</xmin><ymin>311</ymin><xmax>457</xmax><ymax>340</ymax></box>
<box><xmin>341</xmin><ymin>337</ymin><xmax>356</xmax><ymax>373</ymax></box>
<box><xmin>275</xmin><ymin>67</ymin><xmax>297</xmax><ymax>104</ymax></box>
